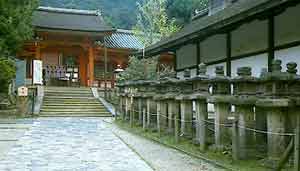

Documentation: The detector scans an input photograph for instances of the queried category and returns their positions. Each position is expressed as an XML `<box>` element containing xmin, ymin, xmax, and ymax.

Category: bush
<box><xmin>0</xmin><ymin>57</ymin><xmax>16</xmax><ymax>94</ymax></box>
<box><xmin>117</xmin><ymin>56</ymin><xmax>158</xmax><ymax>82</ymax></box>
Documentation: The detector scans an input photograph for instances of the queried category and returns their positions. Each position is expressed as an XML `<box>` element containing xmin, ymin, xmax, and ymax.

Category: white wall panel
<box><xmin>275</xmin><ymin>46</ymin><xmax>300</xmax><ymax>74</ymax></box>
<box><xmin>231</xmin><ymin>53</ymin><xmax>268</xmax><ymax>77</ymax></box>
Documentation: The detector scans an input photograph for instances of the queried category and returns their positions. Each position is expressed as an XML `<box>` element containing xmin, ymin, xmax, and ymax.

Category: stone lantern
<box><xmin>153</xmin><ymin>79</ymin><xmax>168</xmax><ymax>135</ymax></box>
<box><xmin>142</xmin><ymin>80</ymin><xmax>157</xmax><ymax>129</ymax></box>
<box><xmin>160</xmin><ymin>74</ymin><xmax>180</xmax><ymax>135</ymax></box>
<box><xmin>116</xmin><ymin>82</ymin><xmax>126</xmax><ymax>120</ymax></box>
<box><xmin>175</xmin><ymin>69</ymin><xmax>194</xmax><ymax>139</ymax></box>
<box><xmin>129</xmin><ymin>80</ymin><xmax>144</xmax><ymax>127</ymax></box>
<box><xmin>208</xmin><ymin>65</ymin><xmax>231</xmax><ymax>150</ymax></box>
<box><xmin>231</xmin><ymin>66</ymin><xmax>259</xmax><ymax>160</ymax></box>
<box><xmin>189</xmin><ymin>63</ymin><xmax>210</xmax><ymax>150</ymax></box>
<box><xmin>256</xmin><ymin>60</ymin><xmax>295</xmax><ymax>161</ymax></box>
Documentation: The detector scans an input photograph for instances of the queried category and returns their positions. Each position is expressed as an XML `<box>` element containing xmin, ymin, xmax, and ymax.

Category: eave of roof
<box><xmin>37</xmin><ymin>6</ymin><xmax>99</xmax><ymax>15</ymax></box>
<box><xmin>145</xmin><ymin>0</ymin><xmax>297</xmax><ymax>56</ymax></box>
<box><xmin>96</xmin><ymin>29</ymin><xmax>144</xmax><ymax>50</ymax></box>
<box><xmin>33</xmin><ymin>6</ymin><xmax>114</xmax><ymax>33</ymax></box>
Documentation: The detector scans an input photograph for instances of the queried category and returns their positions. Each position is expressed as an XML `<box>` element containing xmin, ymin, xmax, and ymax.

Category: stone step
<box><xmin>45</xmin><ymin>95</ymin><xmax>93</xmax><ymax>98</ymax></box>
<box><xmin>40</xmin><ymin>108</ymin><xmax>108</xmax><ymax>112</ymax></box>
<box><xmin>40</xmin><ymin>111</ymin><xmax>111</xmax><ymax>115</ymax></box>
<box><xmin>44</xmin><ymin>98</ymin><xmax>99</xmax><ymax>102</ymax></box>
<box><xmin>45</xmin><ymin>88</ymin><xmax>91</xmax><ymax>91</ymax></box>
<box><xmin>42</xmin><ymin>105</ymin><xmax>105</xmax><ymax>108</ymax></box>
<box><xmin>41</xmin><ymin>87</ymin><xmax>111</xmax><ymax>117</ymax></box>
<box><xmin>44</xmin><ymin>96</ymin><xmax>94</xmax><ymax>99</ymax></box>
<box><xmin>45</xmin><ymin>92</ymin><xmax>92</xmax><ymax>95</ymax></box>
<box><xmin>45</xmin><ymin>87</ymin><xmax>91</xmax><ymax>90</ymax></box>
<box><xmin>39</xmin><ymin>114</ymin><xmax>111</xmax><ymax>117</ymax></box>
<box><xmin>43</xmin><ymin>103</ymin><xmax>101</xmax><ymax>106</ymax></box>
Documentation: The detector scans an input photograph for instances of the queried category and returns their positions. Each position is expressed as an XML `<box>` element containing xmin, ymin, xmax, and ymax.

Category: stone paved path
<box><xmin>0</xmin><ymin>118</ymin><xmax>153</xmax><ymax>171</ymax></box>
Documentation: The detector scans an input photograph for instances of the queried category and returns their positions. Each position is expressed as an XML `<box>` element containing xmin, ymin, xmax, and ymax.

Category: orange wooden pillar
<box><xmin>88</xmin><ymin>46</ymin><xmax>95</xmax><ymax>86</ymax></box>
<box><xmin>35</xmin><ymin>43</ymin><xmax>41</xmax><ymax>60</ymax></box>
<box><xmin>79</xmin><ymin>53</ymin><xmax>87</xmax><ymax>86</ymax></box>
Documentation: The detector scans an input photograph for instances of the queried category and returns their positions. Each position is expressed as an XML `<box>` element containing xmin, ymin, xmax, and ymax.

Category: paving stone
<box><xmin>0</xmin><ymin>117</ymin><xmax>153</xmax><ymax>171</ymax></box>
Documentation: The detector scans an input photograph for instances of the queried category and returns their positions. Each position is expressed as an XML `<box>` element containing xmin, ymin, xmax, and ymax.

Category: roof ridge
<box><xmin>37</xmin><ymin>6</ymin><xmax>101</xmax><ymax>16</ymax></box>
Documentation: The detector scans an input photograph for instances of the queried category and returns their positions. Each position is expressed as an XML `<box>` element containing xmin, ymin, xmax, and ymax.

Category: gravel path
<box><xmin>109</xmin><ymin>119</ymin><xmax>224</xmax><ymax>171</ymax></box>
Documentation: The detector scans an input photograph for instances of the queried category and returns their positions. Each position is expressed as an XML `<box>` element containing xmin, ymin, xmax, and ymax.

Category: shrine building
<box><xmin>17</xmin><ymin>7</ymin><xmax>143</xmax><ymax>88</ymax></box>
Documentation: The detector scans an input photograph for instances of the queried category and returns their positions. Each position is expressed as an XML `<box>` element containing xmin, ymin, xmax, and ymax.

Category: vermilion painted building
<box><xmin>17</xmin><ymin>7</ymin><xmax>143</xmax><ymax>88</ymax></box>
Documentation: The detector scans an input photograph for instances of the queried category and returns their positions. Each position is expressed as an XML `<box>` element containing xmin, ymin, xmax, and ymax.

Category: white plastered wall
<box><xmin>275</xmin><ymin>46</ymin><xmax>300</xmax><ymax>74</ymax></box>
<box><xmin>231</xmin><ymin>53</ymin><xmax>268</xmax><ymax>77</ymax></box>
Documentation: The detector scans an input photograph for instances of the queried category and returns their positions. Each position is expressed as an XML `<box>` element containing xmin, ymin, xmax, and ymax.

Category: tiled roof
<box><xmin>104</xmin><ymin>29</ymin><xmax>144</xmax><ymax>50</ymax></box>
<box><xmin>33</xmin><ymin>7</ymin><xmax>114</xmax><ymax>32</ymax></box>
<box><xmin>145</xmin><ymin>0</ymin><xmax>296</xmax><ymax>55</ymax></box>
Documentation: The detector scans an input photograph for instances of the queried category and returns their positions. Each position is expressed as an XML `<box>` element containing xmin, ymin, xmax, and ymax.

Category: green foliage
<box><xmin>40</xmin><ymin>0</ymin><xmax>208</xmax><ymax>30</ymax></box>
<box><xmin>0</xmin><ymin>57</ymin><xmax>16</xmax><ymax>94</ymax></box>
<box><xmin>0</xmin><ymin>0</ymin><xmax>37</xmax><ymax>94</ymax></box>
<box><xmin>133</xmin><ymin>0</ymin><xmax>180</xmax><ymax>46</ymax></box>
<box><xmin>0</xmin><ymin>0</ymin><xmax>38</xmax><ymax>57</ymax></box>
<box><xmin>166</xmin><ymin>0</ymin><xmax>209</xmax><ymax>26</ymax></box>
<box><xmin>117</xmin><ymin>56</ymin><xmax>158</xmax><ymax>82</ymax></box>
<box><xmin>39</xmin><ymin>0</ymin><xmax>141</xmax><ymax>29</ymax></box>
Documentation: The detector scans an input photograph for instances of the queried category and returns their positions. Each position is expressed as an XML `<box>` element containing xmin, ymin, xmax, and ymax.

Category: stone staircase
<box><xmin>39</xmin><ymin>87</ymin><xmax>111</xmax><ymax>117</ymax></box>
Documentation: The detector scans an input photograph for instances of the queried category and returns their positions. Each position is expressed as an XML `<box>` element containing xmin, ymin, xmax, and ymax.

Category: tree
<box><xmin>117</xmin><ymin>56</ymin><xmax>158</xmax><ymax>82</ymax></box>
<box><xmin>0</xmin><ymin>0</ymin><xmax>38</xmax><ymax>93</ymax></box>
<box><xmin>0</xmin><ymin>0</ymin><xmax>38</xmax><ymax>57</ymax></box>
<box><xmin>133</xmin><ymin>0</ymin><xmax>180</xmax><ymax>47</ymax></box>
<box><xmin>0</xmin><ymin>58</ymin><xmax>15</xmax><ymax>94</ymax></box>
<box><xmin>166</xmin><ymin>0</ymin><xmax>209</xmax><ymax>26</ymax></box>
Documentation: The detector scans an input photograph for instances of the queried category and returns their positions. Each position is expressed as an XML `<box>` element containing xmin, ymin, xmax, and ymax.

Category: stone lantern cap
<box><xmin>151</xmin><ymin>80</ymin><xmax>166</xmax><ymax>100</ymax></box>
<box><xmin>188</xmin><ymin>63</ymin><xmax>210</xmax><ymax>82</ymax></box>
<box><xmin>209</xmin><ymin>65</ymin><xmax>231</xmax><ymax>82</ymax></box>
<box><xmin>140</xmin><ymin>80</ymin><xmax>157</xmax><ymax>98</ymax></box>
<box><xmin>260</xmin><ymin>60</ymin><xmax>300</xmax><ymax>81</ymax></box>
<box><xmin>188</xmin><ymin>63</ymin><xmax>210</xmax><ymax>99</ymax></box>
<box><xmin>257</xmin><ymin>60</ymin><xmax>300</xmax><ymax>107</ymax></box>
<box><xmin>259</xmin><ymin>60</ymin><xmax>300</xmax><ymax>98</ymax></box>
<box><xmin>231</xmin><ymin>67</ymin><xmax>259</xmax><ymax>82</ymax></box>
<box><xmin>231</xmin><ymin>67</ymin><xmax>260</xmax><ymax>100</ymax></box>
<box><xmin>157</xmin><ymin>77</ymin><xmax>181</xmax><ymax>100</ymax></box>
<box><xmin>173</xmin><ymin>68</ymin><xmax>194</xmax><ymax>95</ymax></box>
<box><xmin>209</xmin><ymin>66</ymin><xmax>231</xmax><ymax>96</ymax></box>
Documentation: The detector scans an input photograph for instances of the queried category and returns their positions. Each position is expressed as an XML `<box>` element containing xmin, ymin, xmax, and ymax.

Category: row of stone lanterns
<box><xmin>116</xmin><ymin>59</ymin><xmax>300</xmax><ymax>169</ymax></box>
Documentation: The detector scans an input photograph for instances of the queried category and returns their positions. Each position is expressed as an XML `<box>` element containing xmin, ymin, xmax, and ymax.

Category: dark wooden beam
<box><xmin>196</xmin><ymin>41</ymin><xmax>201</xmax><ymax>75</ymax></box>
<box><xmin>268</xmin><ymin>15</ymin><xmax>275</xmax><ymax>72</ymax></box>
<box><xmin>226</xmin><ymin>32</ymin><xmax>232</xmax><ymax>77</ymax></box>
<box><xmin>174</xmin><ymin>51</ymin><xmax>177</xmax><ymax>71</ymax></box>
<box><xmin>275</xmin><ymin>40</ymin><xmax>300</xmax><ymax>51</ymax></box>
